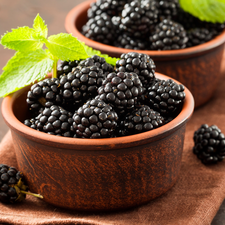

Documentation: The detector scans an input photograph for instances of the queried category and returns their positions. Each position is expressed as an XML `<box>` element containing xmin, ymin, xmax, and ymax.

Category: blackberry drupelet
<box><xmin>114</xmin><ymin>33</ymin><xmax>148</xmax><ymax>50</ymax></box>
<box><xmin>120</xmin><ymin>0</ymin><xmax>159</xmax><ymax>38</ymax></box>
<box><xmin>0</xmin><ymin>164</ymin><xmax>27</xmax><ymax>203</ymax></box>
<box><xmin>97</xmin><ymin>71</ymin><xmax>144</xmax><ymax>114</ymax></box>
<box><xmin>57</xmin><ymin>60</ymin><xmax>80</xmax><ymax>77</ymax></box>
<box><xmin>25</xmin><ymin>105</ymin><xmax>74</xmax><ymax>137</ymax></box>
<box><xmin>144</xmin><ymin>78</ymin><xmax>185</xmax><ymax>116</ymax></box>
<box><xmin>82</xmin><ymin>13</ymin><xmax>116</xmax><ymax>45</ymax></box>
<box><xmin>149</xmin><ymin>19</ymin><xmax>188</xmax><ymax>50</ymax></box>
<box><xmin>72</xmin><ymin>99</ymin><xmax>118</xmax><ymax>138</ymax></box>
<box><xmin>193</xmin><ymin>124</ymin><xmax>225</xmax><ymax>165</ymax></box>
<box><xmin>116</xmin><ymin>52</ymin><xmax>156</xmax><ymax>89</ymax></box>
<box><xmin>186</xmin><ymin>28</ymin><xmax>213</xmax><ymax>47</ymax></box>
<box><xmin>26</xmin><ymin>78</ymin><xmax>62</xmax><ymax>116</ymax></box>
<box><xmin>158</xmin><ymin>0</ymin><xmax>179</xmax><ymax>21</ymax></box>
<box><xmin>87</xmin><ymin>0</ymin><xmax>128</xmax><ymax>18</ymax></box>
<box><xmin>118</xmin><ymin>105</ymin><xmax>165</xmax><ymax>136</ymax></box>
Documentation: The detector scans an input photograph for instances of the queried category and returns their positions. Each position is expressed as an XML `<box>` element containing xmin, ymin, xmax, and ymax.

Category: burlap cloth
<box><xmin>1</xmin><ymin>64</ymin><xmax>225</xmax><ymax>225</ymax></box>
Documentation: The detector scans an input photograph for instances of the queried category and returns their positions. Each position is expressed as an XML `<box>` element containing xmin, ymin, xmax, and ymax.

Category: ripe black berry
<box><xmin>193</xmin><ymin>124</ymin><xmax>225</xmax><ymax>165</ymax></box>
<box><xmin>118</xmin><ymin>105</ymin><xmax>165</xmax><ymax>136</ymax></box>
<box><xmin>97</xmin><ymin>71</ymin><xmax>144</xmax><ymax>113</ymax></box>
<box><xmin>144</xmin><ymin>78</ymin><xmax>185</xmax><ymax>116</ymax></box>
<box><xmin>73</xmin><ymin>99</ymin><xmax>118</xmax><ymax>138</ymax></box>
<box><xmin>149</xmin><ymin>19</ymin><xmax>188</xmax><ymax>50</ymax></box>
<box><xmin>116</xmin><ymin>52</ymin><xmax>156</xmax><ymax>89</ymax></box>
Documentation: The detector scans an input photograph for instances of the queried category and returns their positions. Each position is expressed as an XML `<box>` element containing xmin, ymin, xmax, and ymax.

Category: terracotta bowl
<box><xmin>64</xmin><ymin>0</ymin><xmax>225</xmax><ymax>108</ymax></box>
<box><xmin>1</xmin><ymin>72</ymin><xmax>194</xmax><ymax>211</ymax></box>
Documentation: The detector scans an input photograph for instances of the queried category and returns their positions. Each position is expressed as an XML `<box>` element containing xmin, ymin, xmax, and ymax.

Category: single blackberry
<box><xmin>149</xmin><ymin>19</ymin><xmax>188</xmax><ymax>50</ymax></box>
<box><xmin>120</xmin><ymin>0</ymin><xmax>159</xmax><ymax>38</ymax></box>
<box><xmin>193</xmin><ymin>124</ymin><xmax>225</xmax><ymax>165</ymax></box>
<box><xmin>186</xmin><ymin>28</ymin><xmax>214</xmax><ymax>48</ymax></box>
<box><xmin>57</xmin><ymin>60</ymin><xmax>80</xmax><ymax>77</ymax></box>
<box><xmin>25</xmin><ymin>105</ymin><xmax>74</xmax><ymax>137</ymax></box>
<box><xmin>26</xmin><ymin>78</ymin><xmax>62</xmax><ymax>116</ymax></box>
<box><xmin>114</xmin><ymin>33</ymin><xmax>148</xmax><ymax>50</ymax></box>
<box><xmin>78</xmin><ymin>55</ymin><xmax>114</xmax><ymax>78</ymax></box>
<box><xmin>117</xmin><ymin>105</ymin><xmax>165</xmax><ymax>136</ymax></box>
<box><xmin>82</xmin><ymin>13</ymin><xmax>116</xmax><ymax>45</ymax></box>
<box><xmin>0</xmin><ymin>164</ymin><xmax>27</xmax><ymax>204</ymax></box>
<box><xmin>59</xmin><ymin>62</ymin><xmax>107</xmax><ymax>110</ymax></box>
<box><xmin>158</xmin><ymin>0</ymin><xmax>180</xmax><ymax>21</ymax></box>
<box><xmin>72</xmin><ymin>99</ymin><xmax>118</xmax><ymax>138</ymax></box>
<box><xmin>144</xmin><ymin>78</ymin><xmax>185</xmax><ymax>116</ymax></box>
<box><xmin>97</xmin><ymin>71</ymin><xmax>144</xmax><ymax>114</ymax></box>
<box><xmin>0</xmin><ymin>164</ymin><xmax>43</xmax><ymax>204</ymax></box>
<box><xmin>116</xmin><ymin>52</ymin><xmax>156</xmax><ymax>89</ymax></box>
<box><xmin>87</xmin><ymin>0</ymin><xmax>128</xmax><ymax>18</ymax></box>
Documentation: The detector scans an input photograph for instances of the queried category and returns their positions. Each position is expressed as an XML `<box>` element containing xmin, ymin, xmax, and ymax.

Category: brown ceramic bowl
<box><xmin>64</xmin><ymin>0</ymin><xmax>225</xmax><ymax>108</ymax></box>
<box><xmin>1</xmin><ymin>72</ymin><xmax>194</xmax><ymax>211</ymax></box>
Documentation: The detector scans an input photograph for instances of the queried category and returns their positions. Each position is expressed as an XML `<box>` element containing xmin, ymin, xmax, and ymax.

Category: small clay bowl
<box><xmin>1</xmin><ymin>72</ymin><xmax>194</xmax><ymax>211</ymax></box>
<box><xmin>64</xmin><ymin>0</ymin><xmax>225</xmax><ymax>108</ymax></box>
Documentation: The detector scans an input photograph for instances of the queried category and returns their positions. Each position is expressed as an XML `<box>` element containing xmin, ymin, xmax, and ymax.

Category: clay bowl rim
<box><xmin>64</xmin><ymin>0</ymin><xmax>225</xmax><ymax>60</ymax></box>
<box><xmin>1</xmin><ymin>72</ymin><xmax>194</xmax><ymax>151</ymax></box>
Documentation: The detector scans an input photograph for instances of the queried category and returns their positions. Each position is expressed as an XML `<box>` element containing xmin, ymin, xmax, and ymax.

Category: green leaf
<box><xmin>45</xmin><ymin>33</ymin><xmax>89</xmax><ymax>61</ymax></box>
<box><xmin>0</xmin><ymin>27</ymin><xmax>44</xmax><ymax>52</ymax></box>
<box><xmin>0</xmin><ymin>49</ymin><xmax>53</xmax><ymax>97</ymax></box>
<box><xmin>82</xmin><ymin>43</ymin><xmax>119</xmax><ymax>66</ymax></box>
<box><xmin>33</xmin><ymin>14</ymin><xmax>48</xmax><ymax>38</ymax></box>
<box><xmin>179</xmin><ymin>0</ymin><xmax>225</xmax><ymax>23</ymax></box>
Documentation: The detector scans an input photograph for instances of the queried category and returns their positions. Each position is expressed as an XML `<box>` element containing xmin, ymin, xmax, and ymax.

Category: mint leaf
<box><xmin>45</xmin><ymin>33</ymin><xmax>89</xmax><ymax>61</ymax></box>
<box><xmin>0</xmin><ymin>49</ymin><xmax>53</xmax><ymax>97</ymax></box>
<box><xmin>180</xmin><ymin>0</ymin><xmax>225</xmax><ymax>23</ymax></box>
<box><xmin>33</xmin><ymin>14</ymin><xmax>48</xmax><ymax>38</ymax></box>
<box><xmin>82</xmin><ymin>43</ymin><xmax>119</xmax><ymax>66</ymax></box>
<box><xmin>0</xmin><ymin>27</ymin><xmax>44</xmax><ymax>52</ymax></box>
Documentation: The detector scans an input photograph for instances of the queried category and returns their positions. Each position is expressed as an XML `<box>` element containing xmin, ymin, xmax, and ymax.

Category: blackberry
<box><xmin>82</xmin><ymin>13</ymin><xmax>116</xmax><ymax>45</ymax></box>
<box><xmin>144</xmin><ymin>78</ymin><xmax>185</xmax><ymax>116</ymax></box>
<box><xmin>118</xmin><ymin>105</ymin><xmax>165</xmax><ymax>136</ymax></box>
<box><xmin>158</xmin><ymin>0</ymin><xmax>179</xmax><ymax>21</ymax></box>
<box><xmin>87</xmin><ymin>0</ymin><xmax>128</xmax><ymax>18</ymax></box>
<box><xmin>114</xmin><ymin>33</ymin><xmax>148</xmax><ymax>50</ymax></box>
<box><xmin>25</xmin><ymin>105</ymin><xmax>74</xmax><ymax>137</ymax></box>
<box><xmin>0</xmin><ymin>164</ymin><xmax>43</xmax><ymax>204</ymax></box>
<box><xmin>193</xmin><ymin>124</ymin><xmax>225</xmax><ymax>165</ymax></box>
<box><xmin>57</xmin><ymin>60</ymin><xmax>80</xmax><ymax>77</ymax></box>
<box><xmin>186</xmin><ymin>28</ymin><xmax>214</xmax><ymax>48</ymax></box>
<box><xmin>26</xmin><ymin>78</ymin><xmax>62</xmax><ymax>116</ymax></box>
<box><xmin>0</xmin><ymin>164</ymin><xmax>27</xmax><ymax>204</ymax></box>
<box><xmin>97</xmin><ymin>71</ymin><xmax>144</xmax><ymax>113</ymax></box>
<box><xmin>116</xmin><ymin>52</ymin><xmax>156</xmax><ymax>89</ymax></box>
<box><xmin>72</xmin><ymin>99</ymin><xmax>118</xmax><ymax>138</ymax></box>
<box><xmin>59</xmin><ymin>62</ymin><xmax>107</xmax><ymax>110</ymax></box>
<box><xmin>120</xmin><ymin>0</ymin><xmax>159</xmax><ymax>38</ymax></box>
<box><xmin>149</xmin><ymin>19</ymin><xmax>188</xmax><ymax>50</ymax></box>
<box><xmin>78</xmin><ymin>55</ymin><xmax>114</xmax><ymax>78</ymax></box>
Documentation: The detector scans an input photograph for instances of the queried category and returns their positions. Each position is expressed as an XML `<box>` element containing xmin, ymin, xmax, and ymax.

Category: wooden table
<box><xmin>0</xmin><ymin>0</ymin><xmax>224</xmax><ymax>224</ymax></box>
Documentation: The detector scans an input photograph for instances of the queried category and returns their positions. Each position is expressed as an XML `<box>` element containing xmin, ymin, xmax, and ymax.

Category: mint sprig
<box><xmin>0</xmin><ymin>14</ymin><xmax>119</xmax><ymax>98</ymax></box>
<box><xmin>180</xmin><ymin>0</ymin><xmax>225</xmax><ymax>23</ymax></box>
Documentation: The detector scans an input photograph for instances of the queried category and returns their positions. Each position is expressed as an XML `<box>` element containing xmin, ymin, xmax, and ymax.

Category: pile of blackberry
<box><xmin>24</xmin><ymin>52</ymin><xmax>186</xmax><ymax>138</ymax></box>
<box><xmin>82</xmin><ymin>0</ymin><xmax>225</xmax><ymax>50</ymax></box>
